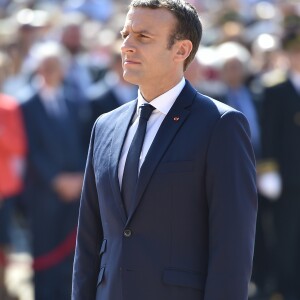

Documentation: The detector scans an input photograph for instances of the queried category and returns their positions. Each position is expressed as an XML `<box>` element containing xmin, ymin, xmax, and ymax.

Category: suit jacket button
<box><xmin>124</xmin><ymin>229</ymin><xmax>132</xmax><ymax>238</ymax></box>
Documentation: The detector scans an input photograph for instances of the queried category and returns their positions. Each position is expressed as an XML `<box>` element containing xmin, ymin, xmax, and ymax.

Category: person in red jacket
<box><xmin>0</xmin><ymin>53</ymin><xmax>27</xmax><ymax>299</ymax></box>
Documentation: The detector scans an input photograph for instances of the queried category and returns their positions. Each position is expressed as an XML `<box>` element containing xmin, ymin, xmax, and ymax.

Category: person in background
<box><xmin>1</xmin><ymin>22</ymin><xmax>38</xmax><ymax>99</ymax></box>
<box><xmin>89</xmin><ymin>43</ymin><xmax>137</xmax><ymax>124</ymax></box>
<box><xmin>186</xmin><ymin>46</ymin><xmax>225</xmax><ymax>99</ymax></box>
<box><xmin>64</xmin><ymin>0</ymin><xmax>113</xmax><ymax>22</ymax></box>
<box><xmin>260</xmin><ymin>25</ymin><xmax>300</xmax><ymax>300</ymax></box>
<box><xmin>218</xmin><ymin>41</ymin><xmax>261</xmax><ymax>156</ymax></box>
<box><xmin>59</xmin><ymin>15</ymin><xmax>94</xmax><ymax>103</ymax></box>
<box><xmin>0</xmin><ymin>51</ymin><xmax>27</xmax><ymax>300</ymax></box>
<box><xmin>20</xmin><ymin>42</ymin><xmax>87</xmax><ymax>300</ymax></box>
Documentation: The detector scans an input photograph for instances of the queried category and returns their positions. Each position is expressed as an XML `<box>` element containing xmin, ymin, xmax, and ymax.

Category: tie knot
<box><xmin>139</xmin><ymin>104</ymin><xmax>155</xmax><ymax>121</ymax></box>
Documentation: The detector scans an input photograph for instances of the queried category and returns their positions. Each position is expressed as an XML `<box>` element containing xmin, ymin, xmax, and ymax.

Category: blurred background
<box><xmin>1</xmin><ymin>0</ymin><xmax>300</xmax><ymax>299</ymax></box>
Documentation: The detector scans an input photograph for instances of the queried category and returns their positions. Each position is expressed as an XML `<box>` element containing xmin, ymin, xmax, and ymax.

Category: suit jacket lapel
<box><xmin>109</xmin><ymin>100</ymin><xmax>137</xmax><ymax>224</ymax></box>
<box><xmin>126</xmin><ymin>81</ymin><xmax>197</xmax><ymax>225</ymax></box>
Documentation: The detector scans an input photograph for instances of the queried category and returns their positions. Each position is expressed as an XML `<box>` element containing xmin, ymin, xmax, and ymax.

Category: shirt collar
<box><xmin>137</xmin><ymin>77</ymin><xmax>185</xmax><ymax>116</ymax></box>
<box><xmin>39</xmin><ymin>86</ymin><xmax>61</xmax><ymax>103</ymax></box>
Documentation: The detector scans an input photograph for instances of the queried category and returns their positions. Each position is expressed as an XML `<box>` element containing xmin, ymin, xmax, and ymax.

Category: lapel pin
<box><xmin>173</xmin><ymin>117</ymin><xmax>180</xmax><ymax>122</ymax></box>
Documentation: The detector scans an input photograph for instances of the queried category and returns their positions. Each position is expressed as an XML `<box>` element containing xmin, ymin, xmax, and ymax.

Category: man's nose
<box><xmin>121</xmin><ymin>37</ymin><xmax>135</xmax><ymax>53</ymax></box>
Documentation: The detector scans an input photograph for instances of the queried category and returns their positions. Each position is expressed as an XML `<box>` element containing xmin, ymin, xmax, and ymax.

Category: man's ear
<box><xmin>173</xmin><ymin>40</ymin><xmax>193</xmax><ymax>64</ymax></box>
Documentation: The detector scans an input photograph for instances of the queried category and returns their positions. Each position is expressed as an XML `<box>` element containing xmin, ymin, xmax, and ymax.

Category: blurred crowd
<box><xmin>0</xmin><ymin>0</ymin><xmax>300</xmax><ymax>299</ymax></box>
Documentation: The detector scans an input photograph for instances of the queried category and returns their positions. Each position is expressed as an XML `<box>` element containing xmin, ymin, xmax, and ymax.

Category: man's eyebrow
<box><xmin>136</xmin><ymin>29</ymin><xmax>154</xmax><ymax>36</ymax></box>
<box><xmin>120</xmin><ymin>26</ymin><xmax>154</xmax><ymax>36</ymax></box>
<box><xmin>132</xmin><ymin>25</ymin><xmax>155</xmax><ymax>35</ymax></box>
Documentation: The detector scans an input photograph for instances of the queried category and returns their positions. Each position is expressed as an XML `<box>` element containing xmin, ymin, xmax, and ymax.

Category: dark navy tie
<box><xmin>121</xmin><ymin>103</ymin><xmax>155</xmax><ymax>215</ymax></box>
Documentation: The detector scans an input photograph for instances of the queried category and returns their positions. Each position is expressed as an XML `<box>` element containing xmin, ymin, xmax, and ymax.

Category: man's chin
<box><xmin>122</xmin><ymin>72</ymin><xmax>140</xmax><ymax>86</ymax></box>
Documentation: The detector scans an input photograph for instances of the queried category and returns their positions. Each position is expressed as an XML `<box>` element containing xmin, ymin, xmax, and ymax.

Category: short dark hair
<box><xmin>129</xmin><ymin>0</ymin><xmax>202</xmax><ymax>70</ymax></box>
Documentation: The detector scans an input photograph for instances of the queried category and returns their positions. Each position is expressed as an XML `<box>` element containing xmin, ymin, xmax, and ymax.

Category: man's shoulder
<box><xmin>182</xmin><ymin>80</ymin><xmax>236</xmax><ymax>118</ymax></box>
<box><xmin>21</xmin><ymin>92</ymin><xmax>40</xmax><ymax>108</ymax></box>
<box><xmin>192</xmin><ymin>92</ymin><xmax>251</xmax><ymax>138</ymax></box>
<box><xmin>262</xmin><ymin>69</ymin><xmax>288</xmax><ymax>90</ymax></box>
<box><xmin>262</xmin><ymin>73</ymin><xmax>291</xmax><ymax>106</ymax></box>
<box><xmin>193</xmin><ymin>91</ymin><xmax>237</xmax><ymax>118</ymax></box>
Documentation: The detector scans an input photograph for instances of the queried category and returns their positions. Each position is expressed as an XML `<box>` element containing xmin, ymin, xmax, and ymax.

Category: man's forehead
<box><xmin>123</xmin><ymin>7</ymin><xmax>176</xmax><ymax>31</ymax></box>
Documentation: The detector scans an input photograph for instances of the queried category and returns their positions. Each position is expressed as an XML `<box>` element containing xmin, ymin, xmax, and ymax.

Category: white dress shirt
<box><xmin>39</xmin><ymin>86</ymin><xmax>66</xmax><ymax>116</ymax></box>
<box><xmin>118</xmin><ymin>77</ymin><xmax>186</xmax><ymax>187</ymax></box>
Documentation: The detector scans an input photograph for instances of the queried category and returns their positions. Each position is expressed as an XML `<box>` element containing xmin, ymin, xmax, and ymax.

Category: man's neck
<box><xmin>139</xmin><ymin>77</ymin><xmax>183</xmax><ymax>102</ymax></box>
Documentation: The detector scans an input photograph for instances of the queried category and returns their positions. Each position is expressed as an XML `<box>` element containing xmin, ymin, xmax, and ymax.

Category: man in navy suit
<box><xmin>72</xmin><ymin>1</ymin><xmax>257</xmax><ymax>300</ymax></box>
<box><xmin>21</xmin><ymin>42</ymin><xmax>89</xmax><ymax>300</ymax></box>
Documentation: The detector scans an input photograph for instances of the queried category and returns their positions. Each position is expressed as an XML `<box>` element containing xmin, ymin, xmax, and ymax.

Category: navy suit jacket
<box><xmin>21</xmin><ymin>91</ymin><xmax>87</xmax><ymax>257</ymax></box>
<box><xmin>21</xmin><ymin>92</ymin><xmax>87</xmax><ymax>189</ymax></box>
<box><xmin>72</xmin><ymin>81</ymin><xmax>257</xmax><ymax>300</ymax></box>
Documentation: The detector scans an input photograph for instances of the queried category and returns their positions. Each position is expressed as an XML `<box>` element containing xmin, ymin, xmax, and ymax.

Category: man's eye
<box><xmin>140</xmin><ymin>34</ymin><xmax>149</xmax><ymax>39</ymax></box>
<box><xmin>121</xmin><ymin>33</ymin><xmax>128</xmax><ymax>39</ymax></box>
